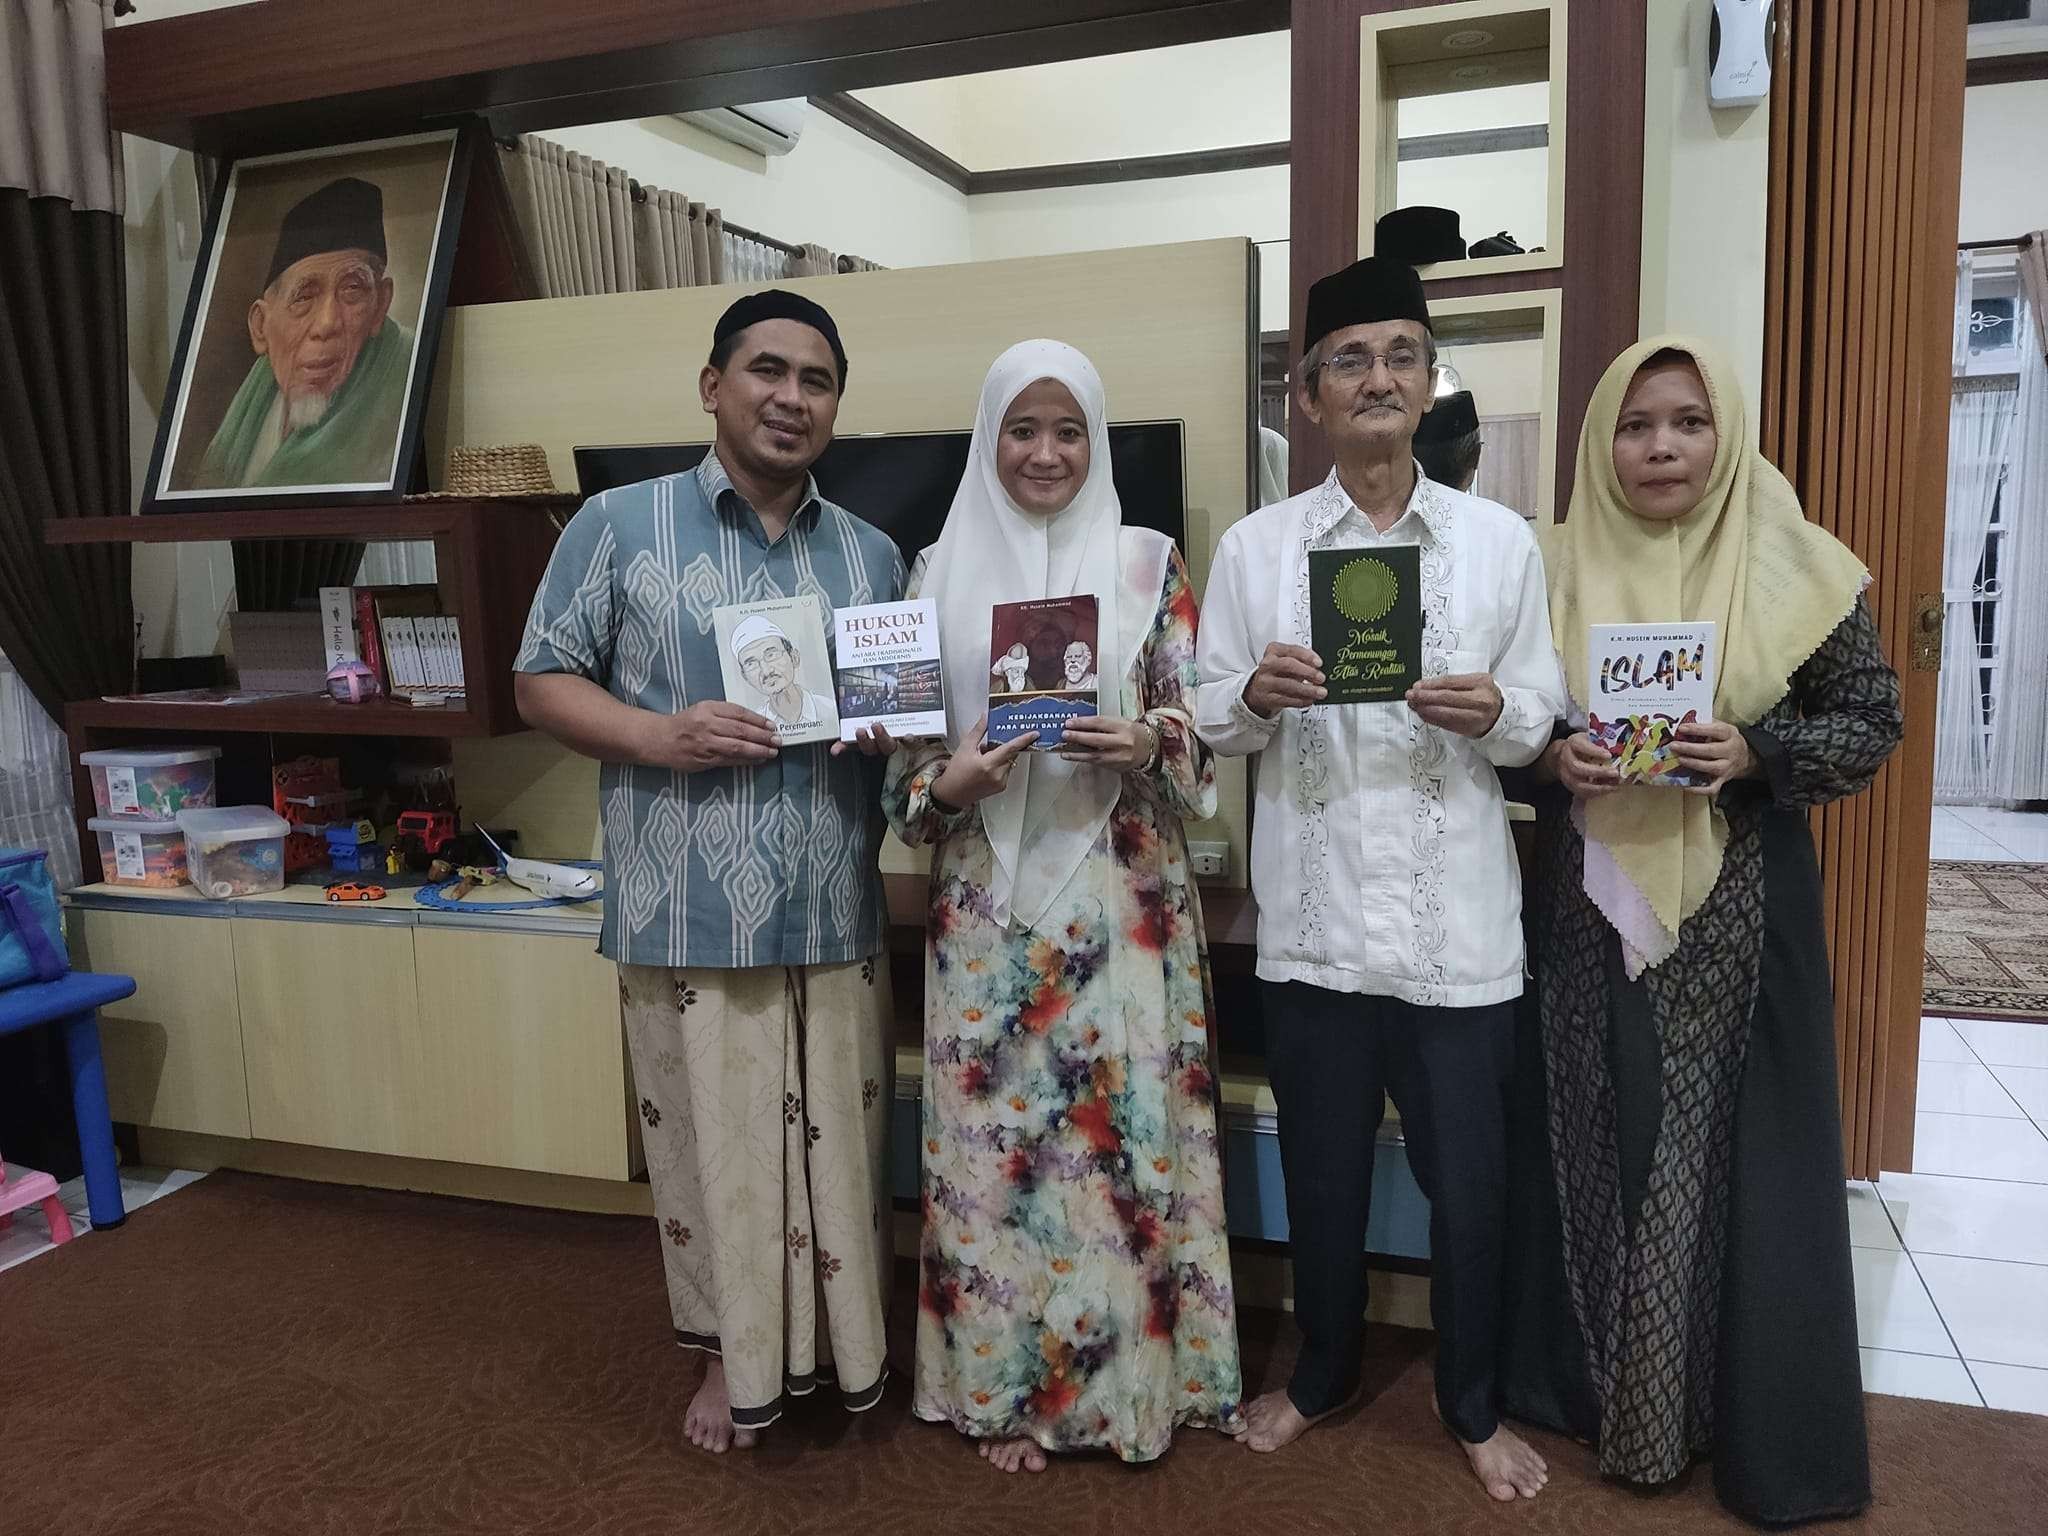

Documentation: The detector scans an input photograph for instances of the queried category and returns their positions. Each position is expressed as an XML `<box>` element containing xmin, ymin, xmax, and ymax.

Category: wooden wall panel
<box><xmin>1760</xmin><ymin>0</ymin><xmax>1966</xmax><ymax>1177</ymax></box>
<box><xmin>1287</xmin><ymin>0</ymin><xmax>1644</xmax><ymax>508</ymax></box>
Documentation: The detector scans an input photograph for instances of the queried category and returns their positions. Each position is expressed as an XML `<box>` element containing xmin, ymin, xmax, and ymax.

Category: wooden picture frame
<box><xmin>143</xmin><ymin>124</ymin><xmax>478</xmax><ymax>514</ymax></box>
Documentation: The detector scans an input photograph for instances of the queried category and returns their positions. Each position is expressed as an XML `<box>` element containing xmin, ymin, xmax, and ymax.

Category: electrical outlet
<box><xmin>1188</xmin><ymin>841</ymin><xmax>1228</xmax><ymax>879</ymax></box>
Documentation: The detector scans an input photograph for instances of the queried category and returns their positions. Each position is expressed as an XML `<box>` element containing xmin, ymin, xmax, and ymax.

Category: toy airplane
<box><xmin>476</xmin><ymin>828</ymin><xmax>602</xmax><ymax>902</ymax></box>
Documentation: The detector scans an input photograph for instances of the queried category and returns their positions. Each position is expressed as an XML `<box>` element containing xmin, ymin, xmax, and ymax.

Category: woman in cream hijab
<box><xmin>1504</xmin><ymin>338</ymin><xmax>1901</xmax><ymax>1525</ymax></box>
<box><xmin>883</xmin><ymin>341</ymin><xmax>1241</xmax><ymax>1472</ymax></box>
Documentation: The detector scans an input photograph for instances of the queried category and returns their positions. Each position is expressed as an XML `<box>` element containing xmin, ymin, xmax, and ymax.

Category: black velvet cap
<box><xmin>712</xmin><ymin>288</ymin><xmax>849</xmax><ymax>389</ymax></box>
<box><xmin>1375</xmin><ymin>205</ymin><xmax>1466</xmax><ymax>264</ymax></box>
<box><xmin>1415</xmin><ymin>389</ymin><xmax>1478</xmax><ymax>443</ymax></box>
<box><xmin>1303</xmin><ymin>256</ymin><xmax>1432</xmax><ymax>355</ymax></box>
<box><xmin>266</xmin><ymin>177</ymin><xmax>387</xmax><ymax>289</ymax></box>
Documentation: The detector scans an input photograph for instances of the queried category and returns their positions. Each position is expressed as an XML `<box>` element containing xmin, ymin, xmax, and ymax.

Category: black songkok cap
<box><xmin>712</xmin><ymin>288</ymin><xmax>849</xmax><ymax>390</ymax></box>
<box><xmin>1415</xmin><ymin>390</ymin><xmax>1478</xmax><ymax>444</ymax></box>
<box><xmin>266</xmin><ymin>177</ymin><xmax>387</xmax><ymax>290</ymax></box>
<box><xmin>1375</xmin><ymin>205</ymin><xmax>1466</xmax><ymax>265</ymax></box>
<box><xmin>1303</xmin><ymin>256</ymin><xmax>1432</xmax><ymax>356</ymax></box>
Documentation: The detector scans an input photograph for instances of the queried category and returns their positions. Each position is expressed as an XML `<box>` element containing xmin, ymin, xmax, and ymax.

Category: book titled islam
<box><xmin>1586</xmin><ymin>621</ymin><xmax>1717</xmax><ymax>786</ymax></box>
<box><xmin>1307</xmin><ymin>544</ymin><xmax>1422</xmax><ymax>704</ymax></box>
<box><xmin>711</xmin><ymin>594</ymin><xmax>841</xmax><ymax>748</ymax></box>
<box><xmin>986</xmin><ymin>594</ymin><xmax>1100</xmax><ymax>750</ymax></box>
<box><xmin>833</xmin><ymin>599</ymin><xmax>947</xmax><ymax>742</ymax></box>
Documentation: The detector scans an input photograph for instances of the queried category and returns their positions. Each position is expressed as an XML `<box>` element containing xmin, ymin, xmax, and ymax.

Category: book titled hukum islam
<box><xmin>1307</xmin><ymin>544</ymin><xmax>1422</xmax><ymax>704</ymax></box>
<box><xmin>1586</xmin><ymin>621</ymin><xmax>1717</xmax><ymax>786</ymax></box>
<box><xmin>986</xmin><ymin>594</ymin><xmax>1100</xmax><ymax>750</ymax></box>
<box><xmin>833</xmin><ymin>599</ymin><xmax>946</xmax><ymax>742</ymax></box>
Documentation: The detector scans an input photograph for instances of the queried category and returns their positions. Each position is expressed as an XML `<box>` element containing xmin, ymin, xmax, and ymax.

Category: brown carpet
<box><xmin>1924</xmin><ymin>860</ymin><xmax>2048</xmax><ymax>1021</ymax></box>
<box><xmin>4</xmin><ymin>1173</ymin><xmax>2045</xmax><ymax>1536</ymax></box>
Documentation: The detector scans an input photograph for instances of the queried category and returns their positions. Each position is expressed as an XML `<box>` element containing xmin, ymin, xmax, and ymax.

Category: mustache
<box><xmin>1354</xmin><ymin>392</ymin><xmax>1403</xmax><ymax>413</ymax></box>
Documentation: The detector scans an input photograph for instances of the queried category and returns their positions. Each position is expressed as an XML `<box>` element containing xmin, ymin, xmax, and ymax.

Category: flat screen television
<box><xmin>572</xmin><ymin>423</ymin><xmax>1187</xmax><ymax>566</ymax></box>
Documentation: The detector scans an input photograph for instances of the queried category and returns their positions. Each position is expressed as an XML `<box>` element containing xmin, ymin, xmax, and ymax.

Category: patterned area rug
<box><xmin>1924</xmin><ymin>861</ymin><xmax>2048</xmax><ymax>1021</ymax></box>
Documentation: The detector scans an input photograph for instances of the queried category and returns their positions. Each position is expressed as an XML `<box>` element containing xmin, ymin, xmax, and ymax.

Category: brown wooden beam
<box><xmin>810</xmin><ymin>91</ymin><xmax>973</xmax><ymax>191</ymax></box>
<box><xmin>972</xmin><ymin>141</ymin><xmax>1290</xmax><ymax>192</ymax></box>
<box><xmin>1966</xmin><ymin>49</ymin><xmax>2048</xmax><ymax>86</ymax></box>
<box><xmin>108</xmin><ymin>0</ymin><xmax>1289</xmax><ymax>155</ymax></box>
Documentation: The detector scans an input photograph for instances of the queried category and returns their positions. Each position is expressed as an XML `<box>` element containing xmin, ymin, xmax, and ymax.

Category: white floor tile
<box><xmin>1915</xmin><ymin>1253</ymin><xmax>2048</xmax><ymax>1370</ymax></box>
<box><xmin>1879</xmin><ymin>1170</ymin><xmax>2048</xmax><ymax>1266</ymax></box>
<box><xmin>1847</xmin><ymin>1181</ymin><xmax>1900</xmax><ymax>1249</ymax></box>
<box><xmin>1930</xmin><ymin>833</ymin><xmax>2019</xmax><ymax>863</ymax></box>
<box><xmin>1911</xmin><ymin>1112</ymin><xmax>2048</xmax><ymax>1182</ymax></box>
<box><xmin>1968</xmin><ymin>1360</ymin><xmax>2048</xmax><ymax>1416</ymax></box>
<box><xmin>1916</xmin><ymin>1060</ymin><xmax>2029</xmax><ymax>1118</ymax></box>
<box><xmin>1989</xmin><ymin>1064</ymin><xmax>2048</xmax><ymax>1124</ymax></box>
<box><xmin>0</xmin><ymin>1212</ymin><xmax>61</xmax><ymax>1273</ymax></box>
<box><xmin>1859</xmin><ymin>1348</ymin><xmax>1983</xmax><ymax>1406</ymax></box>
<box><xmin>1919</xmin><ymin>1017</ymin><xmax>1980</xmax><ymax>1064</ymax></box>
<box><xmin>1952</xmin><ymin>1018</ymin><xmax>2048</xmax><ymax>1071</ymax></box>
<box><xmin>1851</xmin><ymin>1246</ymin><xmax>1958</xmax><ymax>1356</ymax></box>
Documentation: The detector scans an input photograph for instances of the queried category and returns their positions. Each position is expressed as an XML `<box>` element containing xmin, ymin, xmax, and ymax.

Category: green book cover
<box><xmin>1308</xmin><ymin>544</ymin><xmax>1422</xmax><ymax>704</ymax></box>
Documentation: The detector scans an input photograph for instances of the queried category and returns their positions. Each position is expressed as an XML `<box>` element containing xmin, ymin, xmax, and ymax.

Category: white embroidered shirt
<box><xmin>1194</xmin><ymin>467</ymin><xmax>1565</xmax><ymax>1006</ymax></box>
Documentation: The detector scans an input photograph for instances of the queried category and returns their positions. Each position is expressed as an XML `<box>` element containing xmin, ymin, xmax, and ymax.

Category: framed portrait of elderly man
<box><xmin>143</xmin><ymin>127</ymin><xmax>475</xmax><ymax>512</ymax></box>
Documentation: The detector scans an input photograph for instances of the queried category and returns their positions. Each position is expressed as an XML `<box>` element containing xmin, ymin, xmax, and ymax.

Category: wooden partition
<box><xmin>432</xmin><ymin>238</ymin><xmax>1259</xmax><ymax>885</ymax></box>
<box><xmin>1760</xmin><ymin>0</ymin><xmax>1966</xmax><ymax>1177</ymax></box>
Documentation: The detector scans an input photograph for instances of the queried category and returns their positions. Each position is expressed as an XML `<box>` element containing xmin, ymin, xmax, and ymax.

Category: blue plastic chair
<box><xmin>0</xmin><ymin>971</ymin><xmax>135</xmax><ymax>1230</ymax></box>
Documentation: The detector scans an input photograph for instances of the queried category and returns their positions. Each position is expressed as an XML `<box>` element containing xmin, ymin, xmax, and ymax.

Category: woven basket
<box><xmin>408</xmin><ymin>444</ymin><xmax>575</xmax><ymax>502</ymax></box>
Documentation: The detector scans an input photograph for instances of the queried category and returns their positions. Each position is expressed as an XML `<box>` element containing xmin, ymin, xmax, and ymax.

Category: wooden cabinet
<box><xmin>412</xmin><ymin>928</ymin><xmax>635</xmax><ymax>1179</ymax></box>
<box><xmin>234</xmin><ymin>915</ymin><xmax>425</xmax><ymax>1157</ymax></box>
<box><xmin>72</xmin><ymin>907</ymin><xmax>250</xmax><ymax>1139</ymax></box>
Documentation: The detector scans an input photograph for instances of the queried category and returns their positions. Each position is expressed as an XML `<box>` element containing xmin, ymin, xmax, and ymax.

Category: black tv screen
<box><xmin>572</xmin><ymin>423</ymin><xmax>1187</xmax><ymax>565</ymax></box>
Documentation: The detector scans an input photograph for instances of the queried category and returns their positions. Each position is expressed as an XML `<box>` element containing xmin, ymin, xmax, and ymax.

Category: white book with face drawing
<box><xmin>712</xmin><ymin>594</ymin><xmax>841</xmax><ymax>747</ymax></box>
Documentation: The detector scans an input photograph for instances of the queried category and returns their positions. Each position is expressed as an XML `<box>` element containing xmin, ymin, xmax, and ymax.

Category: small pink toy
<box><xmin>326</xmin><ymin>659</ymin><xmax>383</xmax><ymax>704</ymax></box>
<box><xmin>0</xmin><ymin>1153</ymin><xmax>73</xmax><ymax>1247</ymax></box>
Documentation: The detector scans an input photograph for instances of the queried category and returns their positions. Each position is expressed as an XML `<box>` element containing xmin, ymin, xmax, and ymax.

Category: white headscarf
<box><xmin>921</xmin><ymin>340</ymin><xmax>1172</xmax><ymax>930</ymax></box>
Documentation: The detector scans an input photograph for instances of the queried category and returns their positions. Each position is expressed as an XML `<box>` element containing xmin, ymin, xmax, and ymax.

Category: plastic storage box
<box><xmin>87</xmin><ymin>816</ymin><xmax>187</xmax><ymax>888</ymax></box>
<box><xmin>177</xmin><ymin>806</ymin><xmax>289</xmax><ymax>899</ymax></box>
<box><xmin>80</xmin><ymin>746</ymin><xmax>221</xmax><ymax>818</ymax></box>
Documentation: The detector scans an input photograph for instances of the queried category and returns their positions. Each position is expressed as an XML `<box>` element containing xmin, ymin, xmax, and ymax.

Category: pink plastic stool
<box><xmin>0</xmin><ymin>1153</ymin><xmax>73</xmax><ymax>1246</ymax></box>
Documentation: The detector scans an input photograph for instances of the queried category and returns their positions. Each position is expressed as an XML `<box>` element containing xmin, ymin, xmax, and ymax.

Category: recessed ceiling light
<box><xmin>1444</xmin><ymin>28</ymin><xmax>1495</xmax><ymax>49</ymax></box>
<box><xmin>1451</xmin><ymin>63</ymin><xmax>1496</xmax><ymax>81</ymax></box>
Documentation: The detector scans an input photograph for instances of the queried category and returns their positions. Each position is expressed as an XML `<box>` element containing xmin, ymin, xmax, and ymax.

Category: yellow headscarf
<box><xmin>1543</xmin><ymin>335</ymin><xmax>1869</xmax><ymax>969</ymax></box>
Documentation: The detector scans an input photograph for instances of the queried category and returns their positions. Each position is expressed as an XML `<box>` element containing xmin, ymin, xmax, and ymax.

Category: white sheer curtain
<box><xmin>1990</xmin><ymin>285</ymin><xmax>2048</xmax><ymax>803</ymax></box>
<box><xmin>1935</xmin><ymin>378</ymin><xmax>2017</xmax><ymax>803</ymax></box>
<box><xmin>0</xmin><ymin>654</ymin><xmax>80</xmax><ymax>889</ymax></box>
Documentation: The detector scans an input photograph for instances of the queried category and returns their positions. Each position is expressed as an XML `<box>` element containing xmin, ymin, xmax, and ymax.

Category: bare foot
<box><xmin>977</xmin><ymin>1437</ymin><xmax>1049</xmax><ymax>1474</ymax></box>
<box><xmin>684</xmin><ymin>1358</ymin><xmax>759</xmax><ymax>1455</ymax></box>
<box><xmin>1231</xmin><ymin>1388</ymin><xmax>1350</xmax><ymax>1454</ymax></box>
<box><xmin>1457</xmin><ymin>1424</ymin><xmax>1549</xmax><ymax>1501</ymax></box>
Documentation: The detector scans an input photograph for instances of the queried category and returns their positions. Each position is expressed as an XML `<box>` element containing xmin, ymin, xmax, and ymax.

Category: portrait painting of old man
<box><xmin>146</xmin><ymin>130</ymin><xmax>470</xmax><ymax>510</ymax></box>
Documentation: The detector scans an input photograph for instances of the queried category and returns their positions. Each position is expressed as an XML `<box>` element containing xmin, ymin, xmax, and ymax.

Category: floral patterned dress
<box><xmin>884</xmin><ymin>544</ymin><xmax>1243</xmax><ymax>1462</ymax></box>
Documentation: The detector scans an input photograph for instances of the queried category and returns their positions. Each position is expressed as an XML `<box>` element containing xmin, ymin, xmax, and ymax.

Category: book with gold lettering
<box><xmin>833</xmin><ymin>598</ymin><xmax>946</xmax><ymax>741</ymax></box>
<box><xmin>1308</xmin><ymin>545</ymin><xmax>1422</xmax><ymax>704</ymax></box>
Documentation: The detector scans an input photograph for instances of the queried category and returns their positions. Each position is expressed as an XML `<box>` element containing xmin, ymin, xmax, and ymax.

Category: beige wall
<box><xmin>1960</xmin><ymin>80</ymin><xmax>2048</xmax><ymax>242</ymax></box>
<box><xmin>1637</xmin><ymin>0</ymin><xmax>1770</xmax><ymax>442</ymax></box>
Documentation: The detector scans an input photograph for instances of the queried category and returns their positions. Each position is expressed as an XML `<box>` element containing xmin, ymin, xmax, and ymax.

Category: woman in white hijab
<box><xmin>883</xmin><ymin>341</ymin><xmax>1242</xmax><ymax>1472</ymax></box>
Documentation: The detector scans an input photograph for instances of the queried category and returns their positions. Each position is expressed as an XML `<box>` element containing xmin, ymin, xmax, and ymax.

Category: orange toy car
<box><xmin>324</xmin><ymin>881</ymin><xmax>388</xmax><ymax>903</ymax></box>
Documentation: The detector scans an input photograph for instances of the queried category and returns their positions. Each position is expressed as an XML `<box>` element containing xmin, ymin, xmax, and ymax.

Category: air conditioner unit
<box><xmin>674</xmin><ymin>99</ymin><xmax>808</xmax><ymax>157</ymax></box>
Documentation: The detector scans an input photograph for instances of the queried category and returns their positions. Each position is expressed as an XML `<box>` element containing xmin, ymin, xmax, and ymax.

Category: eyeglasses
<box><xmin>1315</xmin><ymin>347</ymin><xmax>1427</xmax><ymax>382</ymax></box>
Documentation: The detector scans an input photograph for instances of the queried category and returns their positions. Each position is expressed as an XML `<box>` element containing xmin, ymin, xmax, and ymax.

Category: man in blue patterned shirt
<box><xmin>516</xmin><ymin>290</ymin><xmax>905</xmax><ymax>1455</ymax></box>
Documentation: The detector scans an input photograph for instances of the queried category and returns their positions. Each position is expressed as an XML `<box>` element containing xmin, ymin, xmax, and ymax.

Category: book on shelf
<box><xmin>712</xmin><ymin>595</ymin><xmax>841</xmax><ymax>747</ymax></box>
<box><xmin>1307</xmin><ymin>545</ymin><xmax>1422</xmax><ymax>705</ymax></box>
<box><xmin>833</xmin><ymin>599</ymin><xmax>946</xmax><ymax>741</ymax></box>
<box><xmin>1586</xmin><ymin>622</ymin><xmax>1717</xmax><ymax>786</ymax></box>
<box><xmin>986</xmin><ymin>594</ymin><xmax>1099</xmax><ymax>750</ymax></box>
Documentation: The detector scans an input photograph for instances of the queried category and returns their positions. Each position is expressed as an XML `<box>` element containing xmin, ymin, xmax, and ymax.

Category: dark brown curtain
<box><xmin>231</xmin><ymin>538</ymin><xmax>368</xmax><ymax>610</ymax></box>
<box><xmin>0</xmin><ymin>2</ymin><xmax>134</xmax><ymax>719</ymax></box>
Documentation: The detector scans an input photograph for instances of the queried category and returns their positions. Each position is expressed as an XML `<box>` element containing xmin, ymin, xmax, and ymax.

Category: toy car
<box><xmin>394</xmin><ymin>809</ymin><xmax>459</xmax><ymax>858</ymax></box>
<box><xmin>324</xmin><ymin>881</ymin><xmax>387</xmax><ymax>903</ymax></box>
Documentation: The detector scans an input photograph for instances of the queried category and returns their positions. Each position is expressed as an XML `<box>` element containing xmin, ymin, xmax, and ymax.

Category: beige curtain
<box><xmin>2023</xmin><ymin>233</ymin><xmax>2048</xmax><ymax>360</ymax></box>
<box><xmin>837</xmin><ymin>254</ymin><xmax>887</xmax><ymax>274</ymax></box>
<box><xmin>784</xmin><ymin>241</ymin><xmax>836</xmax><ymax>278</ymax></box>
<box><xmin>0</xmin><ymin>0</ymin><xmax>122</xmax><ymax>214</ymax></box>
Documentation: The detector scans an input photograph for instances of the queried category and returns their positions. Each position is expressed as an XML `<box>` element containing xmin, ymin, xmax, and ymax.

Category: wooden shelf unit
<box><xmin>56</xmin><ymin>497</ymin><xmax>566</xmax><ymax>880</ymax></box>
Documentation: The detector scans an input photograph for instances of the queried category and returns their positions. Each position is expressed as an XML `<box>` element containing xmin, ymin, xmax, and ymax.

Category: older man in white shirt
<box><xmin>1196</xmin><ymin>256</ymin><xmax>1563</xmax><ymax>1501</ymax></box>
